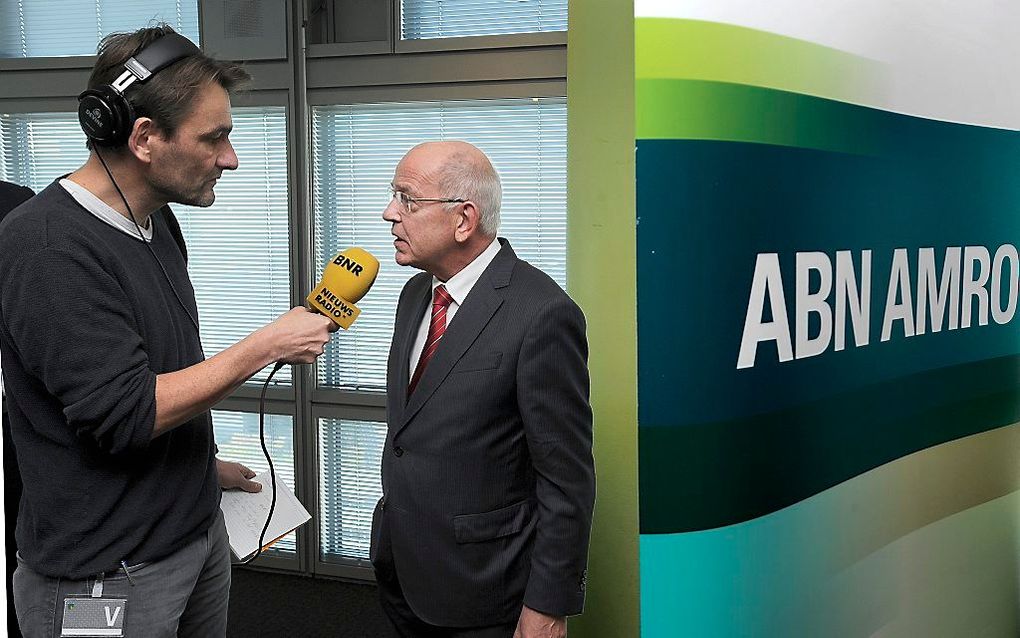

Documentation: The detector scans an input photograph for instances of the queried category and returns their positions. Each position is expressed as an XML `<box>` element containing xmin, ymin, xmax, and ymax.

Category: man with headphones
<box><xmin>0</xmin><ymin>26</ymin><xmax>335</xmax><ymax>637</ymax></box>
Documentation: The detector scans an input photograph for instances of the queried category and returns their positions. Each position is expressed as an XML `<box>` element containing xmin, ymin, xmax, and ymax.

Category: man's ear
<box><xmin>127</xmin><ymin>117</ymin><xmax>157</xmax><ymax>165</ymax></box>
<box><xmin>454</xmin><ymin>200</ymin><xmax>481</xmax><ymax>243</ymax></box>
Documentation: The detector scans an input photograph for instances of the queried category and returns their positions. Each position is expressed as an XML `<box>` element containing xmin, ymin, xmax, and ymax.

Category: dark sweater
<box><xmin>0</xmin><ymin>180</ymin><xmax>218</xmax><ymax>579</ymax></box>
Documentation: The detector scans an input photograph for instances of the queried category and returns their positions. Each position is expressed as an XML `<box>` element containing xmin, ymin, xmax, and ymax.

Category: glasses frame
<box><xmin>388</xmin><ymin>187</ymin><xmax>466</xmax><ymax>214</ymax></box>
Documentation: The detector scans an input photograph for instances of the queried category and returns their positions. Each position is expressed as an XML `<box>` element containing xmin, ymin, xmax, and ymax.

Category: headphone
<box><xmin>77</xmin><ymin>33</ymin><xmax>201</xmax><ymax>147</ymax></box>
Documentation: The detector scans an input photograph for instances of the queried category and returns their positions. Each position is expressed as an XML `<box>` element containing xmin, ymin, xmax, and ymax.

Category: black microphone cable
<box><xmin>97</xmin><ymin>149</ymin><xmax>282</xmax><ymax>564</ymax></box>
<box><xmin>240</xmin><ymin>359</ymin><xmax>285</xmax><ymax>565</ymax></box>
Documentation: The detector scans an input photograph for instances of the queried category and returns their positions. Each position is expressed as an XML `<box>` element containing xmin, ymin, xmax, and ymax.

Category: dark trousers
<box><xmin>13</xmin><ymin>511</ymin><xmax>231</xmax><ymax>638</ymax></box>
<box><xmin>377</xmin><ymin>565</ymin><xmax>517</xmax><ymax>638</ymax></box>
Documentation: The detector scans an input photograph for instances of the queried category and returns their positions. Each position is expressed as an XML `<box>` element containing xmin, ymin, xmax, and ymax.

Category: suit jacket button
<box><xmin>394</xmin><ymin>446</ymin><xmax>404</xmax><ymax>457</ymax></box>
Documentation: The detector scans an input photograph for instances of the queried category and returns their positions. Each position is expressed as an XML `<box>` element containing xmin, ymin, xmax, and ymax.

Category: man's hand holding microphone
<box><xmin>152</xmin><ymin>248</ymin><xmax>378</xmax><ymax>438</ymax></box>
<box><xmin>255</xmin><ymin>306</ymin><xmax>336</xmax><ymax>365</ymax></box>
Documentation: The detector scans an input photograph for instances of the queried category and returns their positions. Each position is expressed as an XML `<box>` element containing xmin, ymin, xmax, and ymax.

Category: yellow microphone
<box><xmin>250</xmin><ymin>248</ymin><xmax>379</xmax><ymax>566</ymax></box>
<box><xmin>307</xmin><ymin>247</ymin><xmax>380</xmax><ymax>329</ymax></box>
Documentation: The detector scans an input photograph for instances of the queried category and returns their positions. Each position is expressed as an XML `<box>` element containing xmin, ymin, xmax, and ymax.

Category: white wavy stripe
<box><xmin>636</xmin><ymin>0</ymin><xmax>1020</xmax><ymax>130</ymax></box>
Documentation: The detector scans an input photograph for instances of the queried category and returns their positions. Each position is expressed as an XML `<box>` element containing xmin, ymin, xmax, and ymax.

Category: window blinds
<box><xmin>0</xmin><ymin>0</ymin><xmax>199</xmax><ymax>58</ymax></box>
<box><xmin>400</xmin><ymin>0</ymin><xmax>567</xmax><ymax>40</ymax></box>
<box><xmin>318</xmin><ymin>417</ymin><xmax>387</xmax><ymax>562</ymax></box>
<box><xmin>213</xmin><ymin>410</ymin><xmax>298</xmax><ymax>554</ymax></box>
<box><xmin>174</xmin><ymin>107</ymin><xmax>293</xmax><ymax>385</ymax></box>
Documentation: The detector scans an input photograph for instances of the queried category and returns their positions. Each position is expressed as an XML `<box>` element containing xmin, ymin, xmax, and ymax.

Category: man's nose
<box><xmin>219</xmin><ymin>140</ymin><xmax>239</xmax><ymax>170</ymax></box>
<box><xmin>382</xmin><ymin>197</ymin><xmax>402</xmax><ymax>222</ymax></box>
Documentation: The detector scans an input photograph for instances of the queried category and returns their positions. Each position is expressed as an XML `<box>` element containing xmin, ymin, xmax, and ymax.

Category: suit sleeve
<box><xmin>1</xmin><ymin>248</ymin><xmax>156</xmax><ymax>455</ymax></box>
<box><xmin>517</xmin><ymin>294</ymin><xmax>596</xmax><ymax>617</ymax></box>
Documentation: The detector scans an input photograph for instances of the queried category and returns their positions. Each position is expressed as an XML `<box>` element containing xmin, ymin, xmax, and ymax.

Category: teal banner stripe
<box><xmin>637</xmin><ymin>137</ymin><xmax>1020</xmax><ymax>427</ymax></box>
<box><xmin>639</xmin><ymin>491</ymin><xmax>1020</xmax><ymax>637</ymax></box>
<box><xmin>636</xmin><ymin>106</ymin><xmax>1020</xmax><ymax>532</ymax></box>
<box><xmin>639</xmin><ymin>355</ymin><xmax>1020</xmax><ymax>533</ymax></box>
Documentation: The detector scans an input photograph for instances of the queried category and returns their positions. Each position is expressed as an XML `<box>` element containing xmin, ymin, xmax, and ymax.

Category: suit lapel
<box><xmin>396</xmin><ymin>240</ymin><xmax>516</xmax><ymax>435</ymax></box>
<box><xmin>388</xmin><ymin>273</ymin><xmax>432</xmax><ymax>426</ymax></box>
<box><xmin>400</xmin><ymin>280</ymin><xmax>433</xmax><ymax>390</ymax></box>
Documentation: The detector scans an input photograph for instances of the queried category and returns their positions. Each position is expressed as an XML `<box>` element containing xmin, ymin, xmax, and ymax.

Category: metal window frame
<box><xmin>306</xmin><ymin>403</ymin><xmax>385</xmax><ymax>580</ymax></box>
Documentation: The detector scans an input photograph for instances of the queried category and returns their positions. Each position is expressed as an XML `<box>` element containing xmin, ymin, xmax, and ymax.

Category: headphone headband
<box><xmin>78</xmin><ymin>32</ymin><xmax>202</xmax><ymax>147</ymax></box>
<box><xmin>129</xmin><ymin>33</ymin><xmax>201</xmax><ymax>82</ymax></box>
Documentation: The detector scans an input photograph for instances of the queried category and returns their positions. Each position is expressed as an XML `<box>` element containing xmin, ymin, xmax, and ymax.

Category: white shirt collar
<box><xmin>432</xmin><ymin>238</ymin><xmax>501</xmax><ymax>305</ymax></box>
<box><xmin>60</xmin><ymin>178</ymin><xmax>153</xmax><ymax>241</ymax></box>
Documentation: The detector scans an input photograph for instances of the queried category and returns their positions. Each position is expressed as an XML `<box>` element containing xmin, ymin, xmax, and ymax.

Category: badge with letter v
<box><xmin>60</xmin><ymin>597</ymin><xmax>127</xmax><ymax>637</ymax></box>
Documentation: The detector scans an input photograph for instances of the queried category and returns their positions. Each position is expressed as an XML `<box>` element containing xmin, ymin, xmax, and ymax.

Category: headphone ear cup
<box><xmin>78</xmin><ymin>85</ymin><xmax>134</xmax><ymax>147</ymax></box>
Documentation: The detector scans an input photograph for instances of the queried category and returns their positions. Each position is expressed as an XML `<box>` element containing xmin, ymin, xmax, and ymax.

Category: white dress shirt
<box><xmin>408</xmin><ymin>238</ymin><xmax>501</xmax><ymax>375</ymax></box>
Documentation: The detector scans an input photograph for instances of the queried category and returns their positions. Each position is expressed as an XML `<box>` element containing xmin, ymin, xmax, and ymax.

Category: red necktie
<box><xmin>408</xmin><ymin>285</ymin><xmax>454</xmax><ymax>395</ymax></box>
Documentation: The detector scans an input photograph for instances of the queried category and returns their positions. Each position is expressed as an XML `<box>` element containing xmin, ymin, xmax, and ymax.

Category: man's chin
<box><xmin>185</xmin><ymin>192</ymin><xmax>216</xmax><ymax>208</ymax></box>
<box><xmin>393</xmin><ymin>252</ymin><xmax>418</xmax><ymax>268</ymax></box>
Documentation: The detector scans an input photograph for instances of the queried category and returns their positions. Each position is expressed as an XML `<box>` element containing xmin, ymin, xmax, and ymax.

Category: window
<box><xmin>310</xmin><ymin>97</ymin><xmax>568</xmax><ymax>391</ymax></box>
<box><xmin>0</xmin><ymin>1</ymin><xmax>200</xmax><ymax>58</ymax></box>
<box><xmin>213</xmin><ymin>410</ymin><xmax>298</xmax><ymax>554</ymax></box>
<box><xmin>318</xmin><ymin>418</ymin><xmax>386</xmax><ymax>563</ymax></box>
<box><xmin>174</xmin><ymin>107</ymin><xmax>293</xmax><ymax>385</ymax></box>
<box><xmin>400</xmin><ymin>0</ymin><xmax>567</xmax><ymax>40</ymax></box>
<box><xmin>0</xmin><ymin>107</ymin><xmax>292</xmax><ymax>385</ymax></box>
<box><xmin>0</xmin><ymin>113</ymin><xmax>89</xmax><ymax>189</ymax></box>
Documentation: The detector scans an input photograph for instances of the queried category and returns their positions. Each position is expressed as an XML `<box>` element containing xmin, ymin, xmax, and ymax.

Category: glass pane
<box><xmin>0</xmin><ymin>113</ymin><xmax>89</xmax><ymax>190</ymax></box>
<box><xmin>213</xmin><ymin>410</ymin><xmax>298</xmax><ymax>555</ymax></box>
<box><xmin>174</xmin><ymin>107</ymin><xmax>294</xmax><ymax>386</ymax></box>
<box><xmin>1</xmin><ymin>0</ymin><xmax>200</xmax><ymax>58</ymax></box>
<box><xmin>310</xmin><ymin>97</ymin><xmax>567</xmax><ymax>391</ymax></box>
<box><xmin>318</xmin><ymin>418</ymin><xmax>386</xmax><ymax>563</ymax></box>
<box><xmin>401</xmin><ymin>0</ymin><xmax>567</xmax><ymax>40</ymax></box>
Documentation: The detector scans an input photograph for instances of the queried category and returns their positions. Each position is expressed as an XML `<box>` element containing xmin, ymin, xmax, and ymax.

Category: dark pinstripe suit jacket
<box><xmin>371</xmin><ymin>238</ymin><xmax>595</xmax><ymax>627</ymax></box>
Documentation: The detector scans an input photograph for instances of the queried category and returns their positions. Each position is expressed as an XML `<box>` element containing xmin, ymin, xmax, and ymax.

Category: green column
<box><xmin>567</xmin><ymin>1</ymin><xmax>639</xmax><ymax>637</ymax></box>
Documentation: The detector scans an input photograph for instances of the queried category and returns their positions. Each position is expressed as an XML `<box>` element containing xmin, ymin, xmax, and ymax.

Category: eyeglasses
<box><xmin>388</xmin><ymin>187</ymin><xmax>465</xmax><ymax>215</ymax></box>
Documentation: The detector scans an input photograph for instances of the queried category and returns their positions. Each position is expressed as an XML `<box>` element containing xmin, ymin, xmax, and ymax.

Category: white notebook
<box><xmin>219</xmin><ymin>471</ymin><xmax>311</xmax><ymax>561</ymax></box>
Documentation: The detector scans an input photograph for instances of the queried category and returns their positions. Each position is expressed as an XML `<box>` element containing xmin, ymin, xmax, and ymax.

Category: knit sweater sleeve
<box><xmin>1</xmin><ymin>247</ymin><xmax>155</xmax><ymax>454</ymax></box>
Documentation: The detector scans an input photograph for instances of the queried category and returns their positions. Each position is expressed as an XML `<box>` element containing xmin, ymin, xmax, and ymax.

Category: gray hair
<box><xmin>436</xmin><ymin>148</ymin><xmax>502</xmax><ymax>236</ymax></box>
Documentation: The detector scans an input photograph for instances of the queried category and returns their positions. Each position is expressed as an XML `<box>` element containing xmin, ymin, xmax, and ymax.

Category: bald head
<box><xmin>384</xmin><ymin>141</ymin><xmax>503</xmax><ymax>279</ymax></box>
<box><xmin>404</xmin><ymin>141</ymin><xmax>502</xmax><ymax>237</ymax></box>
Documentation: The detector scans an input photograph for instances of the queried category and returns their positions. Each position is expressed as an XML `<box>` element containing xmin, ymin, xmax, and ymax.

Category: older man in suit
<box><xmin>371</xmin><ymin>141</ymin><xmax>595</xmax><ymax>638</ymax></box>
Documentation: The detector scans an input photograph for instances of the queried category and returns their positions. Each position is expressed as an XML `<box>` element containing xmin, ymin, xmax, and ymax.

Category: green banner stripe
<box><xmin>639</xmin><ymin>355</ymin><xmax>1020</xmax><ymax>534</ymax></box>
<box><xmin>635</xmin><ymin>17</ymin><xmax>881</xmax><ymax>104</ymax></box>
<box><xmin>637</xmin><ymin>79</ymin><xmax>882</xmax><ymax>153</ymax></box>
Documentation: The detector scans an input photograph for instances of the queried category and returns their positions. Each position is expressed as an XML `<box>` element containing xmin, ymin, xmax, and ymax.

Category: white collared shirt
<box><xmin>408</xmin><ymin>238</ymin><xmax>501</xmax><ymax>375</ymax></box>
